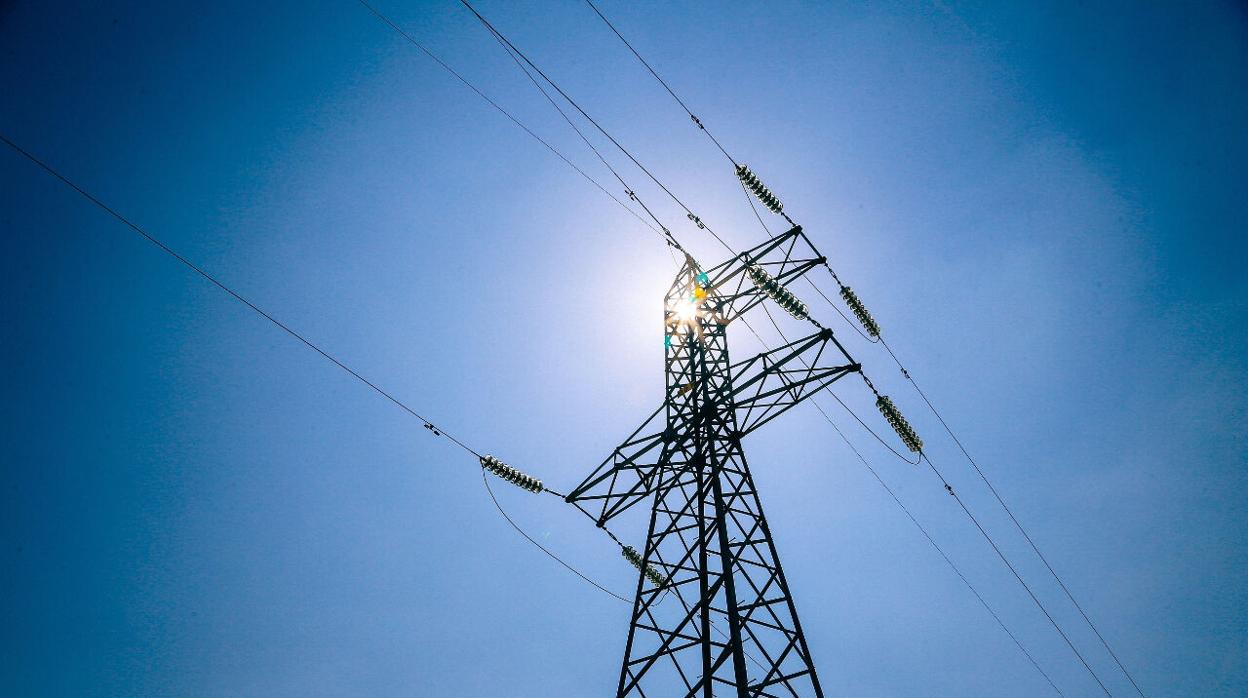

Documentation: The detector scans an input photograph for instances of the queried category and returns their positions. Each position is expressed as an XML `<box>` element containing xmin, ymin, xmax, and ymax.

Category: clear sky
<box><xmin>1</xmin><ymin>1</ymin><xmax>1245</xmax><ymax>696</ymax></box>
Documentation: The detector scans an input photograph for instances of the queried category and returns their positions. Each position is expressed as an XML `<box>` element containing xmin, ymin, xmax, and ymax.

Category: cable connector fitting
<box><xmin>876</xmin><ymin>395</ymin><xmax>923</xmax><ymax>453</ymax></box>
<box><xmin>621</xmin><ymin>545</ymin><xmax>668</xmax><ymax>588</ymax></box>
<box><xmin>736</xmin><ymin>164</ymin><xmax>784</xmax><ymax>215</ymax></box>
<box><xmin>479</xmin><ymin>454</ymin><xmax>544</xmax><ymax>494</ymax></box>
<box><xmin>839</xmin><ymin>285</ymin><xmax>881</xmax><ymax>339</ymax></box>
<box><xmin>745</xmin><ymin>262</ymin><xmax>809</xmax><ymax>321</ymax></box>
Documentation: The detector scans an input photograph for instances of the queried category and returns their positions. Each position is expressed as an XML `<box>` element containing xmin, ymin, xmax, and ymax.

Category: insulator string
<box><xmin>875</xmin><ymin>395</ymin><xmax>923</xmax><ymax>454</ymax></box>
<box><xmin>578</xmin><ymin>0</ymin><xmax>878</xmax><ymax>345</ymax></box>
<box><xmin>743</xmin><ymin>259</ymin><xmax>811</xmax><ymax>321</ymax></box>
<box><xmin>735</xmin><ymin>176</ymin><xmax>881</xmax><ymax>344</ymax></box>
<box><xmin>621</xmin><ymin>545</ymin><xmax>670</xmax><ymax>588</ymax></box>
<box><xmin>481</xmin><ymin>455</ymin><xmax>545</xmax><ymax>493</ymax></box>
<box><xmin>736</xmin><ymin>164</ymin><xmax>784</xmax><ymax>215</ymax></box>
<box><xmin>839</xmin><ymin>285</ymin><xmax>881</xmax><ymax>339</ymax></box>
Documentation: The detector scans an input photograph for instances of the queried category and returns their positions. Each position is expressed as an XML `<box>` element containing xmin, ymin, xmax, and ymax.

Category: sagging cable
<box><xmin>480</xmin><ymin>454</ymin><xmax>544</xmax><ymax>493</ymax></box>
<box><xmin>621</xmin><ymin>545</ymin><xmax>669</xmax><ymax>588</ymax></box>
<box><xmin>839</xmin><ymin>285</ymin><xmax>881</xmax><ymax>339</ymax></box>
<box><xmin>876</xmin><ymin>395</ymin><xmax>924</xmax><ymax>454</ymax></box>
<box><xmin>736</xmin><ymin>164</ymin><xmax>784</xmax><ymax>215</ymax></box>
<box><xmin>745</xmin><ymin>261</ymin><xmax>810</xmax><ymax>321</ymax></box>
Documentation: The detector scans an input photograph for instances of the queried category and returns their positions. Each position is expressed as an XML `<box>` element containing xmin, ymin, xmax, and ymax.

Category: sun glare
<box><xmin>674</xmin><ymin>298</ymin><xmax>699</xmax><ymax>324</ymax></box>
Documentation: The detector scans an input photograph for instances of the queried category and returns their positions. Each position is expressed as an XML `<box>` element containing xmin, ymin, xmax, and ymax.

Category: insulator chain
<box><xmin>875</xmin><ymin>395</ymin><xmax>924</xmax><ymax>454</ymax></box>
<box><xmin>839</xmin><ymin>285</ymin><xmax>881</xmax><ymax>338</ymax></box>
<box><xmin>736</xmin><ymin>164</ymin><xmax>784</xmax><ymax>215</ymax></box>
<box><xmin>621</xmin><ymin>545</ymin><xmax>669</xmax><ymax>588</ymax></box>
<box><xmin>479</xmin><ymin>454</ymin><xmax>544</xmax><ymax>493</ymax></box>
<box><xmin>745</xmin><ymin>261</ymin><xmax>810</xmax><ymax>321</ymax></box>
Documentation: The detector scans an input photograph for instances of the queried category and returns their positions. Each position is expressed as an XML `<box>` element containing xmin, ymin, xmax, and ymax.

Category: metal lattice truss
<box><xmin>567</xmin><ymin>226</ymin><xmax>856</xmax><ymax>697</ymax></box>
<box><xmin>702</xmin><ymin>224</ymin><xmax>827</xmax><ymax>326</ymax></box>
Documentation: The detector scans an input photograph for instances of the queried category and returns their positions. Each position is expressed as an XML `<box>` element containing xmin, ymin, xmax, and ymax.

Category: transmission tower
<box><xmin>568</xmin><ymin>225</ymin><xmax>859</xmax><ymax>697</ymax></box>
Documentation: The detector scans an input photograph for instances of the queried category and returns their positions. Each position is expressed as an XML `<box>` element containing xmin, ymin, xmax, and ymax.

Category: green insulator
<box><xmin>839</xmin><ymin>285</ymin><xmax>881</xmax><ymax>338</ymax></box>
<box><xmin>479</xmin><ymin>454</ymin><xmax>544</xmax><ymax>493</ymax></box>
<box><xmin>875</xmin><ymin>396</ymin><xmax>923</xmax><ymax>453</ymax></box>
<box><xmin>736</xmin><ymin>164</ymin><xmax>784</xmax><ymax>215</ymax></box>
<box><xmin>621</xmin><ymin>545</ymin><xmax>668</xmax><ymax>588</ymax></box>
<box><xmin>744</xmin><ymin>262</ymin><xmax>810</xmax><ymax>321</ymax></box>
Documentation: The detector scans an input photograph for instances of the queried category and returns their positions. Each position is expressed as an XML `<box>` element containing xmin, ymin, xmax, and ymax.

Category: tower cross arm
<box><xmin>731</xmin><ymin>327</ymin><xmax>860</xmax><ymax>436</ymax></box>
<box><xmin>702</xmin><ymin>224</ymin><xmax>826</xmax><ymax>325</ymax></box>
<box><xmin>564</xmin><ymin>405</ymin><xmax>672</xmax><ymax>525</ymax></box>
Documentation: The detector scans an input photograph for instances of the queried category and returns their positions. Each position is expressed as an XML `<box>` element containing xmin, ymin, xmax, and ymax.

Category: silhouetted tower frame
<box><xmin>568</xmin><ymin>226</ymin><xmax>859</xmax><ymax>697</ymax></box>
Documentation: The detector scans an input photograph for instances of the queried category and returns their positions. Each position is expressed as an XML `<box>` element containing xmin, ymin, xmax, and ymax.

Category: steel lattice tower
<box><xmin>568</xmin><ymin>226</ymin><xmax>860</xmax><ymax>697</ymax></box>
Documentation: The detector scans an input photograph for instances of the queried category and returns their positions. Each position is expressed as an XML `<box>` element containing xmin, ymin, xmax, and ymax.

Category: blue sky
<box><xmin>1</xmin><ymin>1</ymin><xmax>1245</xmax><ymax>695</ymax></box>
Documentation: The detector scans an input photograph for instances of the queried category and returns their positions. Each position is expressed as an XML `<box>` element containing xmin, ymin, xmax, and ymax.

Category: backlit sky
<box><xmin>2</xmin><ymin>1</ymin><xmax>1245</xmax><ymax>696</ymax></box>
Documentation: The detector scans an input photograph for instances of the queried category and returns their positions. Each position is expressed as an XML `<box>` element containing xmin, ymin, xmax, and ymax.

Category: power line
<box><xmin>355</xmin><ymin>0</ymin><xmax>674</xmax><ymax>251</ymax></box>
<box><xmin>581</xmin><ymin>0</ymin><xmax>738</xmax><ymax>170</ymax></box>
<box><xmin>886</xmin><ymin>340</ymin><xmax>1149</xmax><ymax>697</ymax></box>
<box><xmin>56</xmin><ymin>0</ymin><xmax>1136</xmax><ymax>689</ymax></box>
<box><xmin>813</xmin><ymin>400</ymin><xmax>1065</xmax><ymax>697</ymax></box>
<box><xmin>457</xmin><ymin>0</ymin><xmax>739</xmax><ymax>256</ymax></box>
<box><xmin>0</xmin><ymin>132</ymin><xmax>480</xmax><ymax>459</ymax></box>
<box><xmin>482</xmin><ymin>469</ymin><xmax>631</xmax><ymax>603</ymax></box>
<box><xmin>2</xmin><ymin>129</ymin><xmax>645</xmax><ymax>612</ymax></box>
<box><xmin>923</xmin><ymin>452</ymin><xmax>1115</xmax><ymax>696</ymax></box>
<box><xmin>474</xmin><ymin>10</ymin><xmax>686</xmax><ymax>253</ymax></box>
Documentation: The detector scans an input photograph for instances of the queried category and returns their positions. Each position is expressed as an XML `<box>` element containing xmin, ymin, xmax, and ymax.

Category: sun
<box><xmin>674</xmin><ymin>298</ymin><xmax>699</xmax><ymax>324</ymax></box>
